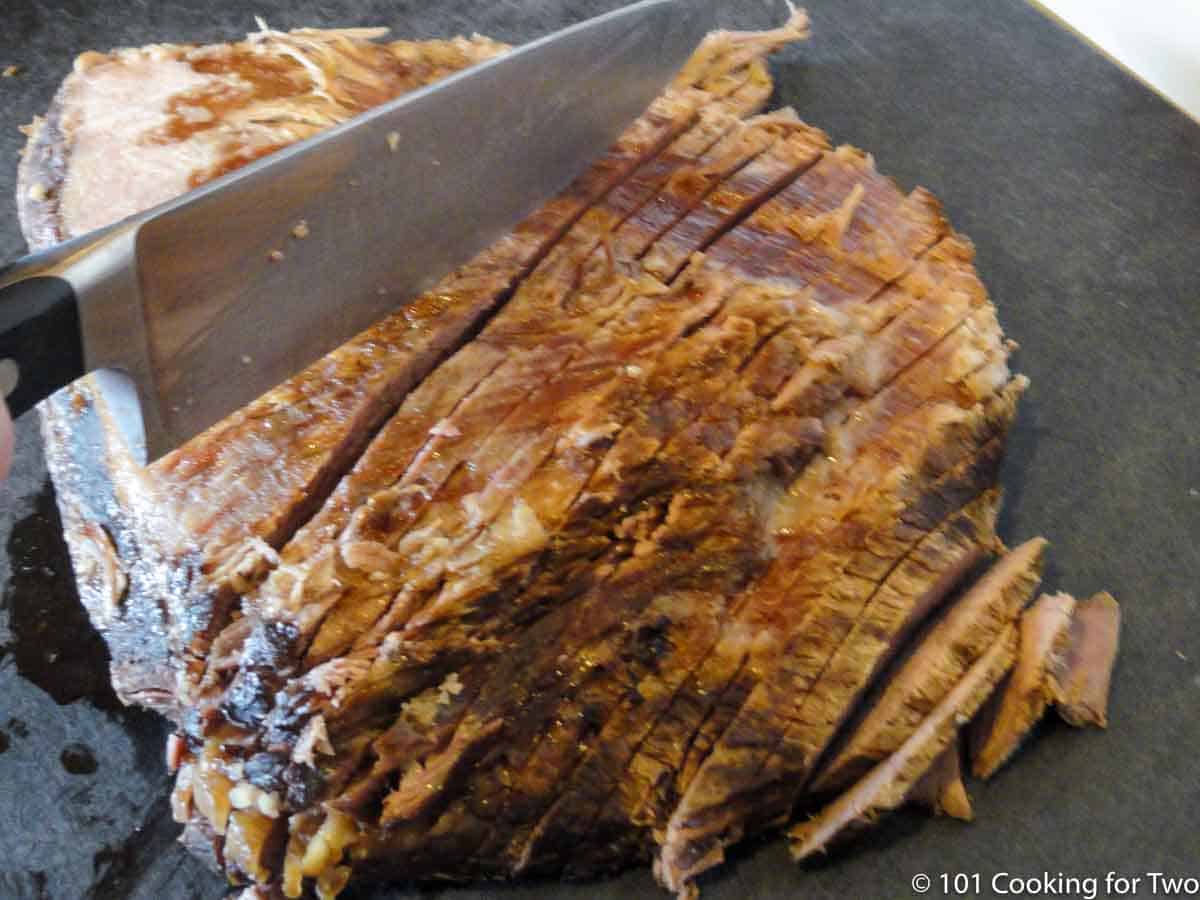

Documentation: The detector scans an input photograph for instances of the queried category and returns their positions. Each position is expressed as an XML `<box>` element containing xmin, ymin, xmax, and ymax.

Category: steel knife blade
<box><xmin>0</xmin><ymin>0</ymin><xmax>720</xmax><ymax>460</ymax></box>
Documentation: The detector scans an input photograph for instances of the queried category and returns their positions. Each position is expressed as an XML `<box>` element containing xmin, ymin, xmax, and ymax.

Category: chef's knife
<box><xmin>0</xmin><ymin>0</ymin><xmax>722</xmax><ymax>461</ymax></box>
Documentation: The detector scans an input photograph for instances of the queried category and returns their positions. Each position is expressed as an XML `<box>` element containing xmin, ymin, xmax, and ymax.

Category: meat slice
<box><xmin>1050</xmin><ymin>591</ymin><xmax>1121</xmax><ymax>728</ymax></box>
<box><xmin>789</xmin><ymin>626</ymin><xmax>1018</xmax><ymax>861</ymax></box>
<box><xmin>907</xmin><ymin>742</ymin><xmax>973</xmax><ymax>821</ymax></box>
<box><xmin>970</xmin><ymin>591</ymin><xmax>1075</xmax><ymax>778</ymax></box>
<box><xmin>811</xmin><ymin>538</ymin><xmax>1047</xmax><ymax>793</ymax></box>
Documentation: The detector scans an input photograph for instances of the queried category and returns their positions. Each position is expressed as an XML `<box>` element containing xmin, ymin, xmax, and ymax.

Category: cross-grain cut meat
<box><xmin>908</xmin><ymin>742</ymin><xmax>973</xmax><ymax>821</ymax></box>
<box><xmin>970</xmin><ymin>590</ymin><xmax>1074</xmax><ymax>778</ymax></box>
<box><xmin>970</xmin><ymin>589</ymin><xmax>1121</xmax><ymax>778</ymax></box>
<box><xmin>25</xmin><ymin>11</ymin><xmax>1120</xmax><ymax>900</ymax></box>
<box><xmin>812</xmin><ymin>538</ymin><xmax>1046</xmax><ymax>793</ymax></box>
<box><xmin>1050</xmin><ymin>591</ymin><xmax>1121</xmax><ymax>728</ymax></box>
<box><xmin>789</xmin><ymin>627</ymin><xmax>1018</xmax><ymax>861</ymax></box>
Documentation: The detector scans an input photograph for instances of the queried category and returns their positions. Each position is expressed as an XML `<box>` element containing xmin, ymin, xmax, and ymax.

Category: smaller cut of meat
<box><xmin>1050</xmin><ymin>591</ymin><xmax>1121</xmax><ymax>728</ymax></box>
<box><xmin>811</xmin><ymin>538</ymin><xmax>1046</xmax><ymax>793</ymax></box>
<box><xmin>789</xmin><ymin>626</ymin><xmax>1018</xmax><ymax>861</ymax></box>
<box><xmin>970</xmin><ymin>591</ymin><xmax>1075</xmax><ymax>779</ymax></box>
<box><xmin>907</xmin><ymin>742</ymin><xmax>973</xmax><ymax>821</ymax></box>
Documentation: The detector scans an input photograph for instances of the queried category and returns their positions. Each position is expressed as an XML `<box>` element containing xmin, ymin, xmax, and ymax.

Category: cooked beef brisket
<box><xmin>18</xmin><ymin>26</ymin><xmax>511</xmax><ymax>246</ymax></box>
<box><xmin>970</xmin><ymin>589</ymin><xmax>1120</xmax><ymax>777</ymax></box>
<box><xmin>811</xmin><ymin>537</ymin><xmax>1046</xmax><ymax>794</ymax></box>
<box><xmin>789</xmin><ymin>626</ymin><xmax>1019</xmax><ymax>861</ymax></box>
<box><xmin>26</xmin><ymin>13</ymin><xmax>1120</xmax><ymax>900</ymax></box>
<box><xmin>908</xmin><ymin>742</ymin><xmax>974</xmax><ymax>821</ymax></box>
<box><xmin>970</xmin><ymin>590</ymin><xmax>1075</xmax><ymax>778</ymax></box>
<box><xmin>1049</xmin><ymin>591</ymin><xmax>1121</xmax><ymax>728</ymax></box>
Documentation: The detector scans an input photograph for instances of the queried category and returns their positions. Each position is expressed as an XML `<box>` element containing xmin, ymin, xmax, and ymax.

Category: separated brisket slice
<box><xmin>970</xmin><ymin>590</ymin><xmax>1074</xmax><ymax>778</ymax></box>
<box><xmin>907</xmin><ymin>742</ymin><xmax>973</xmax><ymax>821</ymax></box>
<box><xmin>811</xmin><ymin>538</ymin><xmax>1047</xmax><ymax>793</ymax></box>
<box><xmin>29</xmin><ymin>13</ymin><xmax>1121</xmax><ymax>900</ymax></box>
<box><xmin>971</xmin><ymin>589</ymin><xmax>1120</xmax><ymax>777</ymax></box>
<box><xmin>789</xmin><ymin>626</ymin><xmax>1019</xmax><ymax>861</ymax></box>
<box><xmin>1050</xmin><ymin>591</ymin><xmax>1121</xmax><ymax>728</ymax></box>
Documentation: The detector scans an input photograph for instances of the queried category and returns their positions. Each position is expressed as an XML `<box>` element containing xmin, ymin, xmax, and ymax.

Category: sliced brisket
<box><xmin>907</xmin><ymin>741</ymin><xmax>973</xmax><ymax>821</ymax></box>
<box><xmin>789</xmin><ymin>626</ymin><xmax>1019</xmax><ymax>861</ymax></box>
<box><xmin>970</xmin><ymin>590</ymin><xmax>1075</xmax><ymax>778</ymax></box>
<box><xmin>812</xmin><ymin>538</ymin><xmax>1047</xmax><ymax>793</ymax></box>
<box><xmin>1050</xmin><ymin>591</ymin><xmax>1121</xmax><ymax>728</ymax></box>
<box><xmin>28</xmin><ymin>12</ymin><xmax>1121</xmax><ymax>900</ymax></box>
<box><xmin>653</xmin><ymin>326</ymin><xmax>1024</xmax><ymax>891</ymax></box>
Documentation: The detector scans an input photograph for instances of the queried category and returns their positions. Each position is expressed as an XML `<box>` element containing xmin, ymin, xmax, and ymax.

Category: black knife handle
<box><xmin>0</xmin><ymin>265</ymin><xmax>85</xmax><ymax>419</ymax></box>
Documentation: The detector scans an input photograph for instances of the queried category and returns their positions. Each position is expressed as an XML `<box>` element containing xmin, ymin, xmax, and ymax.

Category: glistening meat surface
<box><xmin>25</xmin><ymin>13</ymin><xmax>1120</xmax><ymax>900</ymax></box>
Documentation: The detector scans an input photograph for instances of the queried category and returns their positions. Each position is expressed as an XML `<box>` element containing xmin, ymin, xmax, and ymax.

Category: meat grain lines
<box><xmin>23</xmin><ymin>15</ymin><xmax>1119</xmax><ymax>900</ymax></box>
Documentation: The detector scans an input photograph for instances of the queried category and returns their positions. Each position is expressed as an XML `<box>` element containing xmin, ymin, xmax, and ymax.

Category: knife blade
<box><xmin>0</xmin><ymin>0</ymin><xmax>720</xmax><ymax>461</ymax></box>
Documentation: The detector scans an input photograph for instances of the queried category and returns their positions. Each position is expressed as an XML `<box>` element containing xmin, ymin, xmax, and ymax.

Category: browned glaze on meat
<box><xmin>27</xmin><ymin>11</ymin><xmax>1119</xmax><ymax>899</ymax></box>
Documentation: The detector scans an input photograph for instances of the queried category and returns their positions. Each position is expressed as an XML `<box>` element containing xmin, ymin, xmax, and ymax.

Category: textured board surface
<box><xmin>0</xmin><ymin>1</ymin><xmax>1197</xmax><ymax>898</ymax></box>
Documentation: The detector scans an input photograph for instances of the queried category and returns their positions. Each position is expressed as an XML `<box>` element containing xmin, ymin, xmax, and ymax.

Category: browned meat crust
<box><xmin>27</xmin><ymin>11</ymin><xmax>1120</xmax><ymax>900</ymax></box>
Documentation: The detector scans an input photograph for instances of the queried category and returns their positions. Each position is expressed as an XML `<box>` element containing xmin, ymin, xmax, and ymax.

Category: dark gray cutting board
<box><xmin>1</xmin><ymin>1</ymin><xmax>1198</xmax><ymax>898</ymax></box>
